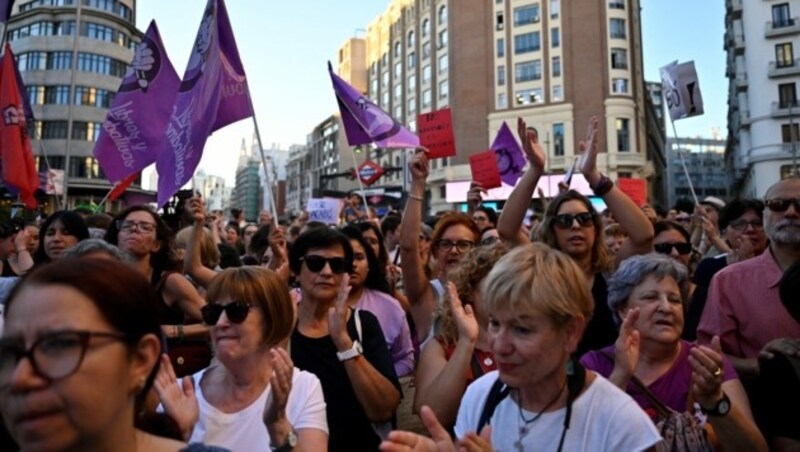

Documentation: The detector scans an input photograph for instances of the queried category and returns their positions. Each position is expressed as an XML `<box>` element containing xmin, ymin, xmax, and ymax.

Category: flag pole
<box><xmin>669</xmin><ymin>119</ymin><xmax>699</xmax><ymax>205</ymax></box>
<box><xmin>245</xmin><ymin>94</ymin><xmax>278</xmax><ymax>227</ymax></box>
<box><xmin>94</xmin><ymin>183</ymin><xmax>116</xmax><ymax>213</ymax></box>
<box><xmin>349</xmin><ymin>146</ymin><xmax>370</xmax><ymax>212</ymax></box>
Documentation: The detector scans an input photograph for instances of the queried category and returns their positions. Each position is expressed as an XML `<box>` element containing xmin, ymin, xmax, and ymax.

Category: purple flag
<box><xmin>328</xmin><ymin>61</ymin><xmax>418</xmax><ymax>149</ymax></box>
<box><xmin>0</xmin><ymin>0</ymin><xmax>15</xmax><ymax>23</ymax></box>
<box><xmin>93</xmin><ymin>21</ymin><xmax>180</xmax><ymax>183</ymax></box>
<box><xmin>491</xmin><ymin>122</ymin><xmax>526</xmax><ymax>186</ymax></box>
<box><xmin>156</xmin><ymin>0</ymin><xmax>253</xmax><ymax>207</ymax></box>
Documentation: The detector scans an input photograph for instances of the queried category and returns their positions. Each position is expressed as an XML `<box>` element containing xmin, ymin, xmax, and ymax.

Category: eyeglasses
<box><xmin>480</xmin><ymin>236</ymin><xmax>499</xmax><ymax>246</ymax></box>
<box><xmin>553</xmin><ymin>212</ymin><xmax>594</xmax><ymax>230</ymax></box>
<box><xmin>473</xmin><ymin>216</ymin><xmax>489</xmax><ymax>223</ymax></box>
<box><xmin>654</xmin><ymin>242</ymin><xmax>692</xmax><ymax>255</ymax></box>
<box><xmin>436</xmin><ymin>240</ymin><xmax>474</xmax><ymax>253</ymax></box>
<box><xmin>675</xmin><ymin>216</ymin><xmax>691</xmax><ymax>223</ymax></box>
<box><xmin>728</xmin><ymin>219</ymin><xmax>764</xmax><ymax>231</ymax></box>
<box><xmin>765</xmin><ymin>198</ymin><xmax>800</xmax><ymax>213</ymax></box>
<box><xmin>116</xmin><ymin>220</ymin><xmax>156</xmax><ymax>233</ymax></box>
<box><xmin>201</xmin><ymin>301</ymin><xmax>254</xmax><ymax>325</ymax></box>
<box><xmin>301</xmin><ymin>255</ymin><xmax>350</xmax><ymax>274</ymax></box>
<box><xmin>0</xmin><ymin>331</ymin><xmax>128</xmax><ymax>386</ymax></box>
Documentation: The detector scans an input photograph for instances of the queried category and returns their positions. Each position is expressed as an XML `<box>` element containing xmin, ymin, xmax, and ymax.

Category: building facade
<box><xmin>285</xmin><ymin>144</ymin><xmax>313</xmax><ymax>214</ymax></box>
<box><xmin>9</xmin><ymin>0</ymin><xmax>150</xmax><ymax>212</ymax></box>
<box><xmin>667</xmin><ymin>137</ymin><xmax>728</xmax><ymax>209</ymax></box>
<box><xmin>726</xmin><ymin>0</ymin><xmax>800</xmax><ymax>197</ymax></box>
<box><xmin>232</xmin><ymin>138</ymin><xmax>261</xmax><ymax>221</ymax></box>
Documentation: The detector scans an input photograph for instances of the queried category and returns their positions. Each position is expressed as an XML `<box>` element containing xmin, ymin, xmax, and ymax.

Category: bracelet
<box><xmin>408</xmin><ymin>193</ymin><xmax>424</xmax><ymax>202</ymax></box>
<box><xmin>177</xmin><ymin>324</ymin><xmax>185</xmax><ymax>342</ymax></box>
<box><xmin>590</xmin><ymin>173</ymin><xmax>614</xmax><ymax>197</ymax></box>
<box><xmin>172</xmin><ymin>325</ymin><xmax>178</xmax><ymax>339</ymax></box>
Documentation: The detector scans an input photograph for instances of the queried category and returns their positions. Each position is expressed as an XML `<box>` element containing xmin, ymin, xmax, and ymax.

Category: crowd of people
<box><xmin>0</xmin><ymin>115</ymin><xmax>797</xmax><ymax>451</ymax></box>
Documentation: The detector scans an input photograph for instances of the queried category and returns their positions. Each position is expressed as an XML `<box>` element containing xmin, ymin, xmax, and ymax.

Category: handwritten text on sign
<box><xmin>418</xmin><ymin>108</ymin><xmax>456</xmax><ymax>159</ymax></box>
<box><xmin>469</xmin><ymin>151</ymin><xmax>502</xmax><ymax>190</ymax></box>
<box><xmin>307</xmin><ymin>198</ymin><xmax>342</xmax><ymax>225</ymax></box>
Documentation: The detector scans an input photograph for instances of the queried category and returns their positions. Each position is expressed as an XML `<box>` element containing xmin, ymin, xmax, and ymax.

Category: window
<box><xmin>422</xmin><ymin>18</ymin><xmax>430</xmax><ymax>37</ymax></box>
<box><xmin>551</xmin><ymin>27</ymin><xmax>560</xmax><ymax>48</ymax></box>
<box><xmin>497</xmin><ymin>38</ymin><xmax>505</xmax><ymax>57</ymax></box>
<box><xmin>394</xmin><ymin>105</ymin><xmax>402</xmax><ymax>119</ymax></box>
<box><xmin>773</xmin><ymin>3</ymin><xmax>793</xmax><ymax>28</ymax></box>
<box><xmin>438</xmin><ymin>54</ymin><xmax>448</xmax><ymax>74</ymax></box>
<box><xmin>779</xmin><ymin>83</ymin><xmax>797</xmax><ymax>108</ymax></box>
<box><xmin>438</xmin><ymin>5</ymin><xmax>447</xmax><ymax>25</ymax></box>
<box><xmin>394</xmin><ymin>62</ymin><xmax>402</xmax><ymax>78</ymax></box>
<box><xmin>616</xmin><ymin>118</ymin><xmax>630</xmax><ymax>152</ymax></box>
<box><xmin>611</xmin><ymin>48</ymin><xmax>628</xmax><ymax>69</ymax></box>
<box><xmin>408</xmin><ymin>31</ymin><xmax>415</xmax><ymax>48</ymax></box>
<box><xmin>610</xmin><ymin>18</ymin><xmax>626</xmax><ymax>39</ymax></box>
<box><xmin>496</xmin><ymin>12</ymin><xmax>504</xmax><ymax>30</ymax></box>
<box><xmin>423</xmin><ymin>89</ymin><xmax>432</xmax><ymax>108</ymax></box>
<box><xmin>514</xmin><ymin>5</ymin><xmax>540</xmax><ymax>26</ymax></box>
<box><xmin>782</xmin><ymin>123</ymin><xmax>799</xmax><ymax>143</ymax></box>
<box><xmin>552</xmin><ymin>56</ymin><xmax>561</xmax><ymax>77</ymax></box>
<box><xmin>497</xmin><ymin>65</ymin><xmax>506</xmax><ymax>86</ymax></box>
<box><xmin>553</xmin><ymin>123</ymin><xmax>565</xmax><ymax>156</ymax></box>
<box><xmin>394</xmin><ymin>84</ymin><xmax>403</xmax><ymax>98</ymax></box>
<box><xmin>381</xmin><ymin>92</ymin><xmax>389</xmax><ymax>109</ymax></box>
<box><xmin>382</xmin><ymin>71</ymin><xmax>390</xmax><ymax>86</ymax></box>
<box><xmin>550</xmin><ymin>0</ymin><xmax>560</xmax><ymax>19</ymax></box>
<box><xmin>40</xmin><ymin>121</ymin><xmax>69</xmax><ymax>139</ymax></box>
<box><xmin>612</xmin><ymin>78</ymin><xmax>629</xmax><ymax>94</ymax></box>
<box><xmin>27</xmin><ymin>85</ymin><xmax>45</xmax><ymax>105</ymax></box>
<box><xmin>394</xmin><ymin>41</ymin><xmax>401</xmax><ymax>58</ymax></box>
<box><xmin>74</xmin><ymin>86</ymin><xmax>114</xmax><ymax>108</ymax></box>
<box><xmin>515</xmin><ymin>60</ymin><xmax>541</xmax><ymax>82</ymax></box>
<box><xmin>438</xmin><ymin>30</ymin><xmax>448</xmax><ymax>48</ymax></box>
<box><xmin>515</xmin><ymin>89</ymin><xmax>542</xmax><ymax>105</ymax></box>
<box><xmin>408</xmin><ymin>119</ymin><xmax>417</xmax><ymax>132</ymax></box>
<box><xmin>71</xmin><ymin>121</ymin><xmax>102</xmax><ymax>141</ymax></box>
<box><xmin>781</xmin><ymin>164</ymin><xmax>799</xmax><ymax>179</ymax></box>
<box><xmin>553</xmin><ymin>84</ymin><xmax>563</xmax><ymax>101</ymax></box>
<box><xmin>47</xmin><ymin>51</ymin><xmax>73</xmax><ymax>70</ymax></box>
<box><xmin>514</xmin><ymin>32</ymin><xmax>541</xmax><ymax>54</ymax></box>
<box><xmin>498</xmin><ymin>92</ymin><xmax>507</xmax><ymax>109</ymax></box>
<box><xmin>76</xmin><ymin>53</ymin><xmax>127</xmax><ymax>76</ymax></box>
<box><xmin>370</xmin><ymin>79</ymin><xmax>378</xmax><ymax>97</ymax></box>
<box><xmin>439</xmin><ymin>80</ymin><xmax>449</xmax><ymax>99</ymax></box>
<box><xmin>423</xmin><ymin>65</ymin><xmax>431</xmax><ymax>83</ymax></box>
<box><xmin>423</xmin><ymin>41</ymin><xmax>431</xmax><ymax>59</ymax></box>
<box><xmin>17</xmin><ymin>52</ymin><xmax>47</xmax><ymax>71</ymax></box>
<box><xmin>776</xmin><ymin>43</ymin><xmax>794</xmax><ymax>68</ymax></box>
<box><xmin>408</xmin><ymin>52</ymin><xmax>416</xmax><ymax>69</ymax></box>
<box><xmin>407</xmin><ymin>98</ymin><xmax>416</xmax><ymax>115</ymax></box>
<box><xmin>44</xmin><ymin>86</ymin><xmax>71</xmax><ymax>104</ymax></box>
<box><xmin>382</xmin><ymin>52</ymin><xmax>388</xmax><ymax>66</ymax></box>
<box><xmin>609</xmin><ymin>0</ymin><xmax>625</xmax><ymax>9</ymax></box>
<box><xmin>408</xmin><ymin>74</ymin><xmax>417</xmax><ymax>91</ymax></box>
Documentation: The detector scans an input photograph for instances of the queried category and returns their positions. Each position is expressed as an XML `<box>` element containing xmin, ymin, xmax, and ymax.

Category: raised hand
<box><xmin>409</xmin><ymin>147</ymin><xmax>431</xmax><ymax>182</ymax></box>
<box><xmin>328</xmin><ymin>274</ymin><xmax>354</xmax><ymax>352</ymax></box>
<box><xmin>688</xmin><ymin>336</ymin><xmax>726</xmax><ymax>408</ymax></box>
<box><xmin>187</xmin><ymin>197</ymin><xmax>206</xmax><ymax>224</ymax></box>
<box><xmin>727</xmin><ymin>236</ymin><xmax>754</xmax><ymax>265</ymax></box>
<box><xmin>611</xmin><ymin>308</ymin><xmax>641</xmax><ymax>385</ymax></box>
<box><xmin>268</xmin><ymin>226</ymin><xmax>288</xmax><ymax>268</ymax></box>
<box><xmin>467</xmin><ymin>182</ymin><xmax>486</xmax><ymax>211</ymax></box>
<box><xmin>759</xmin><ymin>337</ymin><xmax>800</xmax><ymax>360</ymax></box>
<box><xmin>264</xmin><ymin>348</ymin><xmax>294</xmax><ymax>426</ymax></box>
<box><xmin>447</xmin><ymin>282</ymin><xmax>478</xmax><ymax>345</ymax></box>
<box><xmin>379</xmin><ymin>406</ymin><xmax>457</xmax><ymax>452</ymax></box>
<box><xmin>13</xmin><ymin>228</ymin><xmax>30</xmax><ymax>253</ymax></box>
<box><xmin>457</xmin><ymin>425</ymin><xmax>493</xmax><ymax>452</ymax></box>
<box><xmin>576</xmin><ymin>116</ymin><xmax>600</xmax><ymax>184</ymax></box>
<box><xmin>517</xmin><ymin>117</ymin><xmax>545</xmax><ymax>172</ymax></box>
<box><xmin>152</xmin><ymin>354</ymin><xmax>198</xmax><ymax>441</ymax></box>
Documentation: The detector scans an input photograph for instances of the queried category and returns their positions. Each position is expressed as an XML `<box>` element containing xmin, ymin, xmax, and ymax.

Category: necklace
<box><xmin>514</xmin><ymin>382</ymin><xmax>567</xmax><ymax>452</ymax></box>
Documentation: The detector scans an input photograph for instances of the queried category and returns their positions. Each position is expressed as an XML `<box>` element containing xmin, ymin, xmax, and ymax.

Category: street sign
<box><xmin>357</xmin><ymin>160</ymin><xmax>385</xmax><ymax>186</ymax></box>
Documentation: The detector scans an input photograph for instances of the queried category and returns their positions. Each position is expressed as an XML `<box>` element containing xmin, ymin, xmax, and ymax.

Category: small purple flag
<box><xmin>156</xmin><ymin>0</ymin><xmax>253</xmax><ymax>207</ymax></box>
<box><xmin>491</xmin><ymin>122</ymin><xmax>526</xmax><ymax>186</ymax></box>
<box><xmin>0</xmin><ymin>0</ymin><xmax>15</xmax><ymax>23</ymax></box>
<box><xmin>93</xmin><ymin>21</ymin><xmax>180</xmax><ymax>183</ymax></box>
<box><xmin>328</xmin><ymin>61</ymin><xmax>418</xmax><ymax>149</ymax></box>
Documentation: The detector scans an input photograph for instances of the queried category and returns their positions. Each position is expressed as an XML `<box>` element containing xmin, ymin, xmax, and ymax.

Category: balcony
<box><xmin>728</xmin><ymin>0</ymin><xmax>742</xmax><ymax>18</ymax></box>
<box><xmin>735</xmin><ymin>72</ymin><xmax>748</xmax><ymax>90</ymax></box>
<box><xmin>770</xmin><ymin>101</ymin><xmax>800</xmax><ymax>118</ymax></box>
<box><xmin>768</xmin><ymin>58</ymin><xmax>800</xmax><ymax>77</ymax></box>
<box><xmin>733</xmin><ymin>31</ymin><xmax>745</xmax><ymax>53</ymax></box>
<box><xmin>765</xmin><ymin>18</ymin><xmax>800</xmax><ymax>38</ymax></box>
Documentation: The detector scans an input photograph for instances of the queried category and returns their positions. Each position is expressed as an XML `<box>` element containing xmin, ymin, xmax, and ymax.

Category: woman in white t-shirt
<box><xmin>381</xmin><ymin>244</ymin><xmax>662</xmax><ymax>452</ymax></box>
<box><xmin>155</xmin><ymin>267</ymin><xmax>328</xmax><ymax>451</ymax></box>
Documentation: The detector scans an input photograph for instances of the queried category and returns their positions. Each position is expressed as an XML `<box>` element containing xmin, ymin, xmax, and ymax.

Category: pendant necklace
<box><xmin>514</xmin><ymin>382</ymin><xmax>566</xmax><ymax>452</ymax></box>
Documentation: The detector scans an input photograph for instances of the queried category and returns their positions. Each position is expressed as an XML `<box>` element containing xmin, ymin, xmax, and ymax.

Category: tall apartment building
<box><xmin>726</xmin><ymin>0</ymin><xmax>800</xmax><ymax>197</ymax></box>
<box><xmin>490</xmin><ymin>0</ymin><xmax>652</xmax><ymax>187</ymax></box>
<box><xmin>285</xmin><ymin>144</ymin><xmax>312</xmax><ymax>214</ymax></box>
<box><xmin>232</xmin><ymin>138</ymin><xmax>261</xmax><ymax>221</ymax></box>
<box><xmin>666</xmin><ymin>137</ymin><xmax>728</xmax><ymax>209</ymax></box>
<box><xmin>8</xmin><ymin>0</ymin><xmax>148</xmax><ymax>211</ymax></box>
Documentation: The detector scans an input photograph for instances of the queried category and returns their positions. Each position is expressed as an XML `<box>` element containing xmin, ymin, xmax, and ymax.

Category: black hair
<box><xmin>247</xmin><ymin>224</ymin><xmax>271</xmax><ymax>258</ymax></box>
<box><xmin>354</xmin><ymin>221</ymin><xmax>390</xmax><ymax>268</ymax></box>
<box><xmin>34</xmin><ymin>211</ymin><xmax>90</xmax><ymax>264</ymax></box>
<box><xmin>217</xmin><ymin>243</ymin><xmax>243</xmax><ymax>269</ymax></box>
<box><xmin>380</xmin><ymin>215</ymin><xmax>402</xmax><ymax>237</ymax></box>
<box><xmin>340</xmin><ymin>225</ymin><xmax>391</xmax><ymax>294</ymax></box>
<box><xmin>475</xmin><ymin>206</ymin><xmax>498</xmax><ymax>226</ymax></box>
<box><xmin>719</xmin><ymin>199</ymin><xmax>765</xmax><ymax>231</ymax></box>
<box><xmin>289</xmin><ymin>228</ymin><xmax>354</xmax><ymax>274</ymax></box>
<box><xmin>653</xmin><ymin>220</ymin><xmax>691</xmax><ymax>243</ymax></box>
<box><xmin>104</xmin><ymin>206</ymin><xmax>180</xmax><ymax>280</ymax></box>
<box><xmin>780</xmin><ymin>260</ymin><xmax>800</xmax><ymax>323</ymax></box>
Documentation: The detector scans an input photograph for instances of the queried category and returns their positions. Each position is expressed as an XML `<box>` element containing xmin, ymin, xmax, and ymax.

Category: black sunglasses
<box><xmin>765</xmin><ymin>197</ymin><xmax>800</xmax><ymax>212</ymax></box>
<box><xmin>201</xmin><ymin>301</ymin><xmax>254</xmax><ymax>325</ymax></box>
<box><xmin>553</xmin><ymin>212</ymin><xmax>594</xmax><ymax>229</ymax></box>
<box><xmin>654</xmin><ymin>242</ymin><xmax>692</xmax><ymax>256</ymax></box>
<box><xmin>301</xmin><ymin>255</ymin><xmax>350</xmax><ymax>274</ymax></box>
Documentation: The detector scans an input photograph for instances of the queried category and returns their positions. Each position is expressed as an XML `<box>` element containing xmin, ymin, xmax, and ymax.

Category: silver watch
<box><xmin>336</xmin><ymin>340</ymin><xmax>363</xmax><ymax>361</ymax></box>
<box><xmin>271</xmin><ymin>429</ymin><xmax>298</xmax><ymax>452</ymax></box>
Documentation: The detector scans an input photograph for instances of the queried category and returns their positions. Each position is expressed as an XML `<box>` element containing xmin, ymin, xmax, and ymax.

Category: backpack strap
<box><xmin>476</xmin><ymin>377</ymin><xmax>510</xmax><ymax>433</ymax></box>
<box><xmin>597</xmin><ymin>350</ymin><xmax>672</xmax><ymax>418</ymax></box>
<box><xmin>354</xmin><ymin>308</ymin><xmax>363</xmax><ymax>343</ymax></box>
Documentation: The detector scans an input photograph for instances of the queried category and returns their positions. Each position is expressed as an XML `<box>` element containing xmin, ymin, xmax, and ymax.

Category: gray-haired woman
<box><xmin>580</xmin><ymin>253</ymin><xmax>766</xmax><ymax>451</ymax></box>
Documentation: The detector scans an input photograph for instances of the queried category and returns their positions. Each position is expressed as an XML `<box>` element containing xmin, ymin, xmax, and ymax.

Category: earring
<box><xmin>566</xmin><ymin>358</ymin><xmax>575</xmax><ymax>376</ymax></box>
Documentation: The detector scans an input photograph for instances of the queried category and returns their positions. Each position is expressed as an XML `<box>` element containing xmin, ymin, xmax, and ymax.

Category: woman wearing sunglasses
<box><xmin>0</xmin><ymin>258</ymin><xmax>223</xmax><ymax>452</ymax></box>
<box><xmin>289</xmin><ymin>228</ymin><xmax>400</xmax><ymax>452</ymax></box>
<box><xmin>154</xmin><ymin>266</ymin><xmax>328</xmax><ymax>451</ymax></box>
<box><xmin>498</xmin><ymin>116</ymin><xmax>655</xmax><ymax>355</ymax></box>
<box><xmin>652</xmin><ymin>221</ymin><xmax>697</xmax><ymax>298</ymax></box>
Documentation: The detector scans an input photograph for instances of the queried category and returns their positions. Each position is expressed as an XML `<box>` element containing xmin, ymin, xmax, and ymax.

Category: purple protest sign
<box><xmin>328</xmin><ymin>61</ymin><xmax>418</xmax><ymax>149</ymax></box>
<box><xmin>491</xmin><ymin>122</ymin><xmax>526</xmax><ymax>186</ymax></box>
<box><xmin>93</xmin><ymin>20</ymin><xmax>180</xmax><ymax>183</ymax></box>
<box><xmin>156</xmin><ymin>0</ymin><xmax>253</xmax><ymax>207</ymax></box>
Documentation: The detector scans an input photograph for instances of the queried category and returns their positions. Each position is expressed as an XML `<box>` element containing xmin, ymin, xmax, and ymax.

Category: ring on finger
<box><xmin>712</xmin><ymin>367</ymin><xmax>722</xmax><ymax>377</ymax></box>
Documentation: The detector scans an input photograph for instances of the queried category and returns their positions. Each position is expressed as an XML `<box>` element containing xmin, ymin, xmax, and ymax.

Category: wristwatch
<box><xmin>336</xmin><ymin>340</ymin><xmax>363</xmax><ymax>361</ymax></box>
<box><xmin>271</xmin><ymin>429</ymin><xmax>298</xmax><ymax>452</ymax></box>
<box><xmin>700</xmin><ymin>392</ymin><xmax>731</xmax><ymax>416</ymax></box>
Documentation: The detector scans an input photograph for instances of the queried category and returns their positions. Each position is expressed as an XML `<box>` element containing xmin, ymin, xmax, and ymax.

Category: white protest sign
<box><xmin>306</xmin><ymin>198</ymin><xmax>341</xmax><ymax>225</ymax></box>
<box><xmin>660</xmin><ymin>60</ymin><xmax>704</xmax><ymax>121</ymax></box>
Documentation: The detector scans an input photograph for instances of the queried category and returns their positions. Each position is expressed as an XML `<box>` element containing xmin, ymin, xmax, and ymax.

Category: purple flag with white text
<box><xmin>156</xmin><ymin>0</ymin><xmax>253</xmax><ymax>207</ymax></box>
<box><xmin>491</xmin><ymin>122</ymin><xmax>526</xmax><ymax>186</ymax></box>
<box><xmin>328</xmin><ymin>61</ymin><xmax>418</xmax><ymax>149</ymax></box>
<box><xmin>93</xmin><ymin>21</ymin><xmax>179</xmax><ymax>183</ymax></box>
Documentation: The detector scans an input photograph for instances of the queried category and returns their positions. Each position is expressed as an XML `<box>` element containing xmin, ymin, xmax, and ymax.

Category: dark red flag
<box><xmin>108</xmin><ymin>172</ymin><xmax>138</xmax><ymax>202</ymax></box>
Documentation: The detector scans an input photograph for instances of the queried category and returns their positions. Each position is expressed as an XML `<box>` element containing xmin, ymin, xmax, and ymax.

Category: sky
<box><xmin>135</xmin><ymin>0</ymin><xmax>727</xmax><ymax>189</ymax></box>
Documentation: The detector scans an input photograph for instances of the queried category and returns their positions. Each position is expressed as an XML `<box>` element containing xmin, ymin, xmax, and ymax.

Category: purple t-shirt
<box><xmin>580</xmin><ymin>340</ymin><xmax>737</xmax><ymax>420</ymax></box>
<box><xmin>355</xmin><ymin>288</ymin><xmax>415</xmax><ymax>377</ymax></box>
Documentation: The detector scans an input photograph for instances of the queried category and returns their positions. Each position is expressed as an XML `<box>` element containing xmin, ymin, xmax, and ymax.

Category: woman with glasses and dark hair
<box><xmin>0</xmin><ymin>258</ymin><xmax>222</xmax><ymax>452</ymax></box>
<box><xmin>497</xmin><ymin>116</ymin><xmax>655</xmax><ymax>354</ymax></box>
<box><xmin>33</xmin><ymin>211</ymin><xmax>90</xmax><ymax>266</ymax></box>
<box><xmin>400</xmin><ymin>149</ymin><xmax>481</xmax><ymax>343</ymax></box>
<box><xmin>653</xmin><ymin>221</ymin><xmax>694</xmax><ymax>269</ymax></box>
<box><xmin>154</xmin><ymin>267</ymin><xmax>328</xmax><ymax>451</ymax></box>
<box><xmin>289</xmin><ymin>228</ymin><xmax>400</xmax><ymax>452</ymax></box>
<box><xmin>106</xmin><ymin>206</ymin><xmax>209</xmax><ymax>377</ymax></box>
<box><xmin>581</xmin><ymin>253</ymin><xmax>767</xmax><ymax>452</ymax></box>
